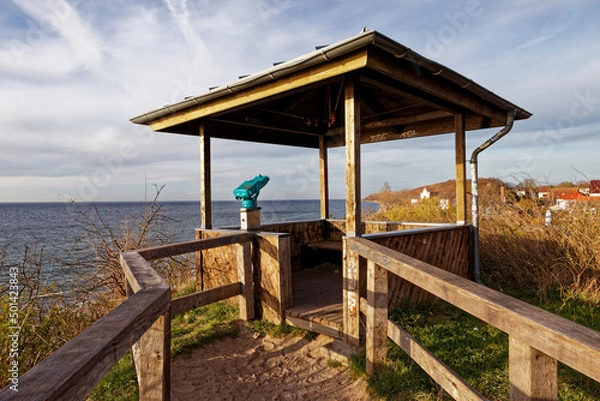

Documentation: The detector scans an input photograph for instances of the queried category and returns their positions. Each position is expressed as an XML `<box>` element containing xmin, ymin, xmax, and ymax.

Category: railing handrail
<box><xmin>137</xmin><ymin>232</ymin><xmax>254</xmax><ymax>261</ymax></box>
<box><xmin>349</xmin><ymin>236</ymin><xmax>600</xmax><ymax>384</ymax></box>
<box><xmin>1</xmin><ymin>232</ymin><xmax>255</xmax><ymax>400</ymax></box>
<box><xmin>362</xmin><ymin>224</ymin><xmax>465</xmax><ymax>240</ymax></box>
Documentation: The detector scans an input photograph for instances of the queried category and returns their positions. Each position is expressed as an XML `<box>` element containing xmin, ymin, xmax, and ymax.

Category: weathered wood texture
<box><xmin>365</xmin><ymin>225</ymin><xmax>472</xmax><ymax>307</ymax></box>
<box><xmin>200</xmin><ymin>122</ymin><xmax>211</xmax><ymax>228</ymax></box>
<box><xmin>366</xmin><ymin>261</ymin><xmax>388</xmax><ymax>374</ymax></box>
<box><xmin>388</xmin><ymin>321</ymin><xmax>487</xmax><ymax>401</ymax></box>
<box><xmin>260</xmin><ymin>220</ymin><xmax>327</xmax><ymax>271</ymax></box>
<box><xmin>139</xmin><ymin>232</ymin><xmax>254</xmax><ymax>261</ymax></box>
<box><xmin>344</xmin><ymin>78</ymin><xmax>361</xmax><ymax>237</ymax></box>
<box><xmin>343</xmin><ymin>238</ymin><xmax>362</xmax><ymax>346</ymax></box>
<box><xmin>170</xmin><ymin>282</ymin><xmax>242</xmax><ymax>317</ymax></box>
<box><xmin>509</xmin><ymin>337</ymin><xmax>557</xmax><ymax>401</ymax></box>
<box><xmin>132</xmin><ymin>312</ymin><xmax>170</xmax><ymax>401</ymax></box>
<box><xmin>254</xmin><ymin>233</ymin><xmax>291</xmax><ymax>323</ymax></box>
<box><xmin>285</xmin><ymin>262</ymin><xmax>344</xmax><ymax>338</ymax></box>
<box><xmin>196</xmin><ymin>230</ymin><xmax>245</xmax><ymax>290</ymax></box>
<box><xmin>319</xmin><ymin>135</ymin><xmax>330</xmax><ymax>219</ymax></box>
<box><xmin>366</xmin><ymin>48</ymin><xmax>507</xmax><ymax>125</ymax></box>
<box><xmin>0</xmin><ymin>252</ymin><xmax>170</xmax><ymax>401</ymax></box>
<box><xmin>327</xmin><ymin>219</ymin><xmax>443</xmax><ymax>236</ymax></box>
<box><xmin>348</xmin><ymin>237</ymin><xmax>600</xmax><ymax>385</ymax></box>
<box><xmin>455</xmin><ymin>113</ymin><xmax>467</xmax><ymax>224</ymax></box>
<box><xmin>237</xmin><ymin>241</ymin><xmax>255</xmax><ymax>320</ymax></box>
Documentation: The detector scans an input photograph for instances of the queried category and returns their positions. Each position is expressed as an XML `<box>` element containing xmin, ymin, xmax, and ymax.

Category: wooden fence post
<box><xmin>237</xmin><ymin>241</ymin><xmax>254</xmax><ymax>320</ymax></box>
<box><xmin>509</xmin><ymin>336</ymin><xmax>557</xmax><ymax>401</ymax></box>
<box><xmin>132</xmin><ymin>309</ymin><xmax>171</xmax><ymax>401</ymax></box>
<box><xmin>343</xmin><ymin>238</ymin><xmax>361</xmax><ymax>346</ymax></box>
<box><xmin>366</xmin><ymin>260</ymin><xmax>388</xmax><ymax>375</ymax></box>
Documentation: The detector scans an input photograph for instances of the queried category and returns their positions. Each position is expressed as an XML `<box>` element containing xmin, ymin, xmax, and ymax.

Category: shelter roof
<box><xmin>131</xmin><ymin>30</ymin><xmax>531</xmax><ymax>148</ymax></box>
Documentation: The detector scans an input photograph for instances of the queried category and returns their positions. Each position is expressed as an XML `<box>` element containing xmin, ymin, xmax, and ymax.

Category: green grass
<box><xmin>351</xmin><ymin>297</ymin><xmax>600</xmax><ymax>401</ymax></box>
<box><xmin>88</xmin><ymin>353</ymin><xmax>138</xmax><ymax>401</ymax></box>
<box><xmin>89</xmin><ymin>301</ymin><xmax>241</xmax><ymax>400</ymax></box>
<box><xmin>170</xmin><ymin>301</ymin><xmax>240</xmax><ymax>357</ymax></box>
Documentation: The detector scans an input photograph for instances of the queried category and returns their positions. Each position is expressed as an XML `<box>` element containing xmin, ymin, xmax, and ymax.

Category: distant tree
<box><xmin>557</xmin><ymin>181</ymin><xmax>576</xmax><ymax>187</ymax></box>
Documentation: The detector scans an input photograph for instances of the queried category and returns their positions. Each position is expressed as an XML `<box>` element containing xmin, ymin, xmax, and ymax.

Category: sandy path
<box><xmin>171</xmin><ymin>326</ymin><xmax>372</xmax><ymax>400</ymax></box>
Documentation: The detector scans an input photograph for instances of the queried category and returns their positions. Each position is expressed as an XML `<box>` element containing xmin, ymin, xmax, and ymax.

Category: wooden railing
<box><xmin>1</xmin><ymin>232</ymin><xmax>254</xmax><ymax>401</ymax></box>
<box><xmin>348</xmin><ymin>237</ymin><xmax>600</xmax><ymax>401</ymax></box>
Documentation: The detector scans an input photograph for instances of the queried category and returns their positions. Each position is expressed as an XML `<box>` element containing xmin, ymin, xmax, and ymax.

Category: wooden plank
<box><xmin>509</xmin><ymin>336</ymin><xmax>557</xmax><ymax>401</ymax></box>
<box><xmin>278</xmin><ymin>235</ymin><xmax>292</xmax><ymax>314</ymax></box>
<box><xmin>286</xmin><ymin>316</ymin><xmax>343</xmax><ymax>340</ymax></box>
<box><xmin>366</xmin><ymin>260</ymin><xmax>388</xmax><ymax>374</ymax></box>
<box><xmin>343</xmin><ymin>238</ymin><xmax>361</xmax><ymax>346</ymax></box>
<box><xmin>388</xmin><ymin>321</ymin><xmax>488</xmax><ymax>401</ymax></box>
<box><xmin>132</xmin><ymin>312</ymin><xmax>171</xmax><ymax>401</ymax></box>
<box><xmin>170</xmin><ymin>282</ymin><xmax>242</xmax><ymax>317</ymax></box>
<box><xmin>344</xmin><ymin>77</ymin><xmax>361</xmax><ymax>237</ymax></box>
<box><xmin>347</xmin><ymin>237</ymin><xmax>600</xmax><ymax>382</ymax></box>
<box><xmin>200</xmin><ymin>122</ymin><xmax>212</xmax><ymax>229</ymax></box>
<box><xmin>366</xmin><ymin>49</ymin><xmax>507</xmax><ymax>124</ymax></box>
<box><xmin>455</xmin><ymin>114</ymin><xmax>467</xmax><ymax>224</ymax></box>
<box><xmin>0</xmin><ymin>287</ymin><xmax>170</xmax><ymax>400</ymax></box>
<box><xmin>137</xmin><ymin>232</ymin><xmax>254</xmax><ymax>261</ymax></box>
<box><xmin>121</xmin><ymin>251</ymin><xmax>169</xmax><ymax>293</ymax></box>
<box><xmin>237</xmin><ymin>241</ymin><xmax>255</xmax><ymax>320</ymax></box>
<box><xmin>195</xmin><ymin>229</ymin><xmax>203</xmax><ymax>291</ymax></box>
<box><xmin>328</xmin><ymin>110</ymin><xmax>451</xmax><ymax>136</ymax></box>
<box><xmin>307</xmin><ymin>240</ymin><xmax>343</xmax><ymax>251</ymax></box>
<box><xmin>319</xmin><ymin>135</ymin><xmax>330</xmax><ymax>219</ymax></box>
<box><xmin>149</xmin><ymin>50</ymin><xmax>369</xmax><ymax>132</ymax></box>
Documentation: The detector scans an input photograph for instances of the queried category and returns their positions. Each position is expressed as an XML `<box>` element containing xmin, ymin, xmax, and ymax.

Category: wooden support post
<box><xmin>509</xmin><ymin>336</ymin><xmax>558</xmax><ymax>401</ymax></box>
<box><xmin>343</xmin><ymin>238</ymin><xmax>361</xmax><ymax>346</ymax></box>
<box><xmin>237</xmin><ymin>241</ymin><xmax>254</xmax><ymax>320</ymax></box>
<box><xmin>366</xmin><ymin>260</ymin><xmax>388</xmax><ymax>375</ymax></box>
<box><xmin>319</xmin><ymin>135</ymin><xmax>330</xmax><ymax>219</ymax></box>
<box><xmin>345</xmin><ymin>78</ymin><xmax>361</xmax><ymax>237</ymax></box>
<box><xmin>195</xmin><ymin>229</ymin><xmax>203</xmax><ymax>291</ymax></box>
<box><xmin>455</xmin><ymin>114</ymin><xmax>467</xmax><ymax>225</ymax></box>
<box><xmin>200</xmin><ymin>123</ymin><xmax>212</xmax><ymax>229</ymax></box>
<box><xmin>278</xmin><ymin>235</ymin><xmax>292</xmax><ymax>315</ymax></box>
<box><xmin>132</xmin><ymin>310</ymin><xmax>171</xmax><ymax>401</ymax></box>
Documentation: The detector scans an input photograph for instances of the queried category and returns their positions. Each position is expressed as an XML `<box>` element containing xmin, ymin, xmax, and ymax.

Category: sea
<box><xmin>0</xmin><ymin>200</ymin><xmax>377</xmax><ymax>288</ymax></box>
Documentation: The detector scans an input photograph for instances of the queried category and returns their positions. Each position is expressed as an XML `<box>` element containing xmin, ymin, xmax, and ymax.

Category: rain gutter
<box><xmin>470</xmin><ymin>109</ymin><xmax>517</xmax><ymax>284</ymax></box>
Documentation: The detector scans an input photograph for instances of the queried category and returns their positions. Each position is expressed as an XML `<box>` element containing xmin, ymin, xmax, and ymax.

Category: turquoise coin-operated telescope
<box><xmin>233</xmin><ymin>174</ymin><xmax>270</xmax><ymax>210</ymax></box>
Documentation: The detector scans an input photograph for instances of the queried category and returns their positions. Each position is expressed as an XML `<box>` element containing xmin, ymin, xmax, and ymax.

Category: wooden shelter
<box><xmin>12</xmin><ymin>30</ymin><xmax>600</xmax><ymax>401</ymax></box>
<box><xmin>131</xmin><ymin>30</ymin><xmax>531</xmax><ymax>344</ymax></box>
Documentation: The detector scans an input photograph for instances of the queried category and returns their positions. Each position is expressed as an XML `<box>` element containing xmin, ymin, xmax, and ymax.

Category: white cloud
<box><xmin>0</xmin><ymin>0</ymin><xmax>599</xmax><ymax>202</ymax></box>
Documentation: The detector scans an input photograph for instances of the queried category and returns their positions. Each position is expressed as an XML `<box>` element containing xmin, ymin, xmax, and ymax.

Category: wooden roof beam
<box><xmin>366</xmin><ymin>49</ymin><xmax>509</xmax><ymax>124</ymax></box>
<box><xmin>327</xmin><ymin>113</ymin><xmax>495</xmax><ymax>147</ymax></box>
<box><xmin>327</xmin><ymin>110</ymin><xmax>451</xmax><ymax>136</ymax></box>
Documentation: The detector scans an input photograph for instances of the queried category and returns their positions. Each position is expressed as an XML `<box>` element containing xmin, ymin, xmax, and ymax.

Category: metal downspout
<box><xmin>470</xmin><ymin>109</ymin><xmax>517</xmax><ymax>284</ymax></box>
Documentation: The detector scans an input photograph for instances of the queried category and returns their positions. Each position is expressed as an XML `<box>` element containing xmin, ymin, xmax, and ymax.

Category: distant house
<box><xmin>412</xmin><ymin>187</ymin><xmax>449</xmax><ymax>209</ymax></box>
<box><xmin>537</xmin><ymin>187</ymin><xmax>550</xmax><ymax>199</ymax></box>
<box><xmin>551</xmin><ymin>187</ymin><xmax>581</xmax><ymax>210</ymax></box>
<box><xmin>590</xmin><ymin>180</ymin><xmax>600</xmax><ymax>197</ymax></box>
<box><xmin>420</xmin><ymin>187</ymin><xmax>439</xmax><ymax>200</ymax></box>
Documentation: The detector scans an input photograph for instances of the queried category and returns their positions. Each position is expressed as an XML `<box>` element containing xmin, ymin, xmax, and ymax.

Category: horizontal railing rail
<box><xmin>348</xmin><ymin>236</ymin><xmax>600</xmax><ymax>401</ymax></box>
<box><xmin>1</xmin><ymin>232</ymin><xmax>255</xmax><ymax>401</ymax></box>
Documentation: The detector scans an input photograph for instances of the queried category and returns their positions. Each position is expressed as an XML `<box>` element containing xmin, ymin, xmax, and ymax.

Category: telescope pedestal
<box><xmin>240</xmin><ymin>207</ymin><xmax>261</xmax><ymax>231</ymax></box>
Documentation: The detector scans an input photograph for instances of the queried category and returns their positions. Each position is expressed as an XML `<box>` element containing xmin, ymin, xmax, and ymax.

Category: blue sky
<box><xmin>1</xmin><ymin>0</ymin><xmax>599</xmax><ymax>202</ymax></box>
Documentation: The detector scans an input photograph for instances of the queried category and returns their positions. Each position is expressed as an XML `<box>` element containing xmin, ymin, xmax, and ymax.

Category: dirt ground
<box><xmin>170</xmin><ymin>326</ymin><xmax>372</xmax><ymax>400</ymax></box>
